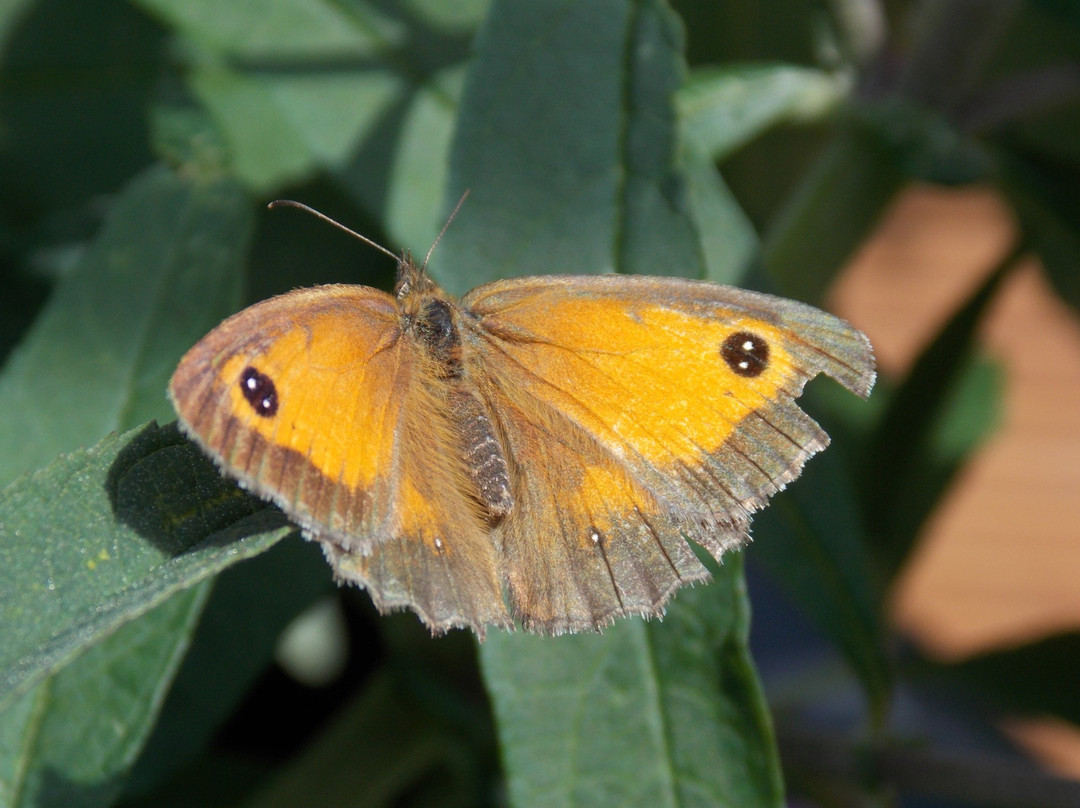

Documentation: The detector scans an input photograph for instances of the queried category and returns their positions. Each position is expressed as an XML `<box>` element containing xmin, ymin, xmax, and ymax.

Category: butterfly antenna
<box><xmin>267</xmin><ymin>199</ymin><xmax>400</xmax><ymax>263</ymax></box>
<box><xmin>421</xmin><ymin>189</ymin><xmax>470</xmax><ymax>271</ymax></box>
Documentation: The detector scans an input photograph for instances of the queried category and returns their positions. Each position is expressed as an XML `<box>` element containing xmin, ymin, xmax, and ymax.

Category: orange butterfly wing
<box><xmin>459</xmin><ymin>274</ymin><xmax>875</xmax><ymax>633</ymax></box>
<box><xmin>168</xmin><ymin>285</ymin><xmax>510</xmax><ymax>632</ymax></box>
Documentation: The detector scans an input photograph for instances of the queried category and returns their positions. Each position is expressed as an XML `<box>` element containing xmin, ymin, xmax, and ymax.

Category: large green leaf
<box><xmin>133</xmin><ymin>0</ymin><xmax>408</xmax><ymax>193</ymax></box>
<box><xmin>0</xmin><ymin>421</ymin><xmax>292</xmax><ymax>708</ymax></box>
<box><xmin>0</xmin><ymin>587</ymin><xmax>209</xmax><ymax>808</ymax></box>
<box><xmin>0</xmin><ymin>420</ymin><xmax>294</xmax><ymax>807</ymax></box>
<box><xmin>437</xmin><ymin>0</ymin><xmax>705</xmax><ymax>292</ymax></box>
<box><xmin>679</xmin><ymin>64</ymin><xmax>849</xmax><ymax>163</ymax></box>
<box><xmin>440</xmin><ymin>1</ymin><xmax>782</xmax><ymax>805</ymax></box>
<box><xmin>0</xmin><ymin>427</ymin><xmax>293</xmax><ymax>808</ymax></box>
<box><xmin>0</xmin><ymin>164</ymin><xmax>250</xmax><ymax>487</ymax></box>
<box><xmin>482</xmin><ymin>556</ymin><xmax>783</xmax><ymax>808</ymax></box>
<box><xmin>0</xmin><ymin>164</ymin><xmax>274</xmax><ymax>808</ymax></box>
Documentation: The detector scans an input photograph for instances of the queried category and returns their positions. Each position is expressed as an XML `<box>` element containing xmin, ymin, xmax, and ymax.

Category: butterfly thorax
<box><xmin>395</xmin><ymin>256</ymin><xmax>515</xmax><ymax>521</ymax></box>
<box><xmin>396</xmin><ymin>258</ymin><xmax>461</xmax><ymax>377</ymax></box>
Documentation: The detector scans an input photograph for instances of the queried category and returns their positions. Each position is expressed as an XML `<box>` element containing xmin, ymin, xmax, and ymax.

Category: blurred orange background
<box><xmin>830</xmin><ymin>185</ymin><xmax>1080</xmax><ymax>777</ymax></box>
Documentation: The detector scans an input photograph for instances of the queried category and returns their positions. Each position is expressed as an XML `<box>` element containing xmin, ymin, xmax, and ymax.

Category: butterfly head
<box><xmin>394</xmin><ymin>253</ymin><xmax>442</xmax><ymax>302</ymax></box>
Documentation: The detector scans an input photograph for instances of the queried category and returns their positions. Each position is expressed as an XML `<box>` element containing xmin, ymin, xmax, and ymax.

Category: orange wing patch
<box><xmin>169</xmin><ymin>285</ymin><xmax>405</xmax><ymax>550</ymax></box>
<box><xmin>480</xmin><ymin>299</ymin><xmax>797</xmax><ymax>461</ymax></box>
<box><xmin>464</xmin><ymin>275</ymin><xmax>867</xmax><ymax>534</ymax></box>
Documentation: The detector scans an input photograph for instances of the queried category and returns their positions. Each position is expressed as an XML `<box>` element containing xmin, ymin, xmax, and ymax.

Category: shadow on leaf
<box><xmin>106</xmin><ymin>421</ymin><xmax>290</xmax><ymax>557</ymax></box>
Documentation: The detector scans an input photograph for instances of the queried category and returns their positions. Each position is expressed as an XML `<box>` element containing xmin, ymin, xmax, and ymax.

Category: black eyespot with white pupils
<box><xmin>720</xmin><ymin>331</ymin><xmax>770</xmax><ymax>378</ymax></box>
<box><xmin>240</xmin><ymin>366</ymin><xmax>279</xmax><ymax>417</ymax></box>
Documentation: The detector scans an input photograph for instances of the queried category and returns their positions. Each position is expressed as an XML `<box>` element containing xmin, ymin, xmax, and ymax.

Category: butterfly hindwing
<box><xmin>478</xmin><ymin>371</ymin><xmax>720</xmax><ymax>633</ymax></box>
<box><xmin>326</xmin><ymin>351</ymin><xmax>509</xmax><ymax>635</ymax></box>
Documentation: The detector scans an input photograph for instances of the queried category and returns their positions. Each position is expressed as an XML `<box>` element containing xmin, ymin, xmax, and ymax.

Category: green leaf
<box><xmin>398</xmin><ymin>0</ymin><xmax>491</xmax><ymax>32</ymax></box>
<box><xmin>913</xmin><ymin>632</ymin><xmax>1080</xmax><ymax>726</ymax></box>
<box><xmin>857</xmin><ymin>98</ymin><xmax>991</xmax><ymax>185</ymax></box>
<box><xmin>383</xmin><ymin>65</ymin><xmax>467</xmax><ymax>256</ymax></box>
<box><xmin>0</xmin><ymin>422</ymin><xmax>292</xmax><ymax>706</ymax></box>
<box><xmin>124</xmin><ymin>540</ymin><xmax>333</xmax><ymax>796</ymax></box>
<box><xmin>186</xmin><ymin>63</ymin><xmax>406</xmax><ymax>194</ymax></box>
<box><xmin>869</xmin><ymin>355</ymin><xmax>1002</xmax><ymax>562</ymax></box>
<box><xmin>0</xmin><ymin>164</ymin><xmax>267</xmax><ymax>807</ymax></box>
<box><xmin>133</xmin><ymin>0</ymin><xmax>403</xmax><ymax>58</ymax></box>
<box><xmin>482</xmin><ymin>556</ymin><xmax>783</xmax><ymax>808</ymax></box>
<box><xmin>679</xmin><ymin>144</ymin><xmax>758</xmax><ymax>285</ymax></box>
<box><xmin>763</xmin><ymin>123</ymin><xmax>905</xmax><ymax>305</ymax></box>
<box><xmin>0</xmin><ymin>424</ymin><xmax>292</xmax><ymax>805</ymax></box>
<box><xmin>615</xmin><ymin>1</ymin><xmax>700</xmax><ymax>279</ymax></box>
<box><xmin>674</xmin><ymin>63</ymin><xmax>853</xmax><ymax>286</ymax></box>
<box><xmin>440</xmin><ymin>2</ymin><xmax>782</xmax><ymax>804</ymax></box>
<box><xmin>436</xmin><ymin>0</ymin><xmax>705</xmax><ymax>293</ymax></box>
<box><xmin>998</xmin><ymin>150</ymin><xmax>1080</xmax><ymax>312</ymax></box>
<box><xmin>0</xmin><ymin>585</ymin><xmax>210</xmax><ymax>808</ymax></box>
<box><xmin>751</xmin><ymin>446</ymin><xmax>891</xmax><ymax>726</ymax></box>
<box><xmin>0</xmin><ymin>164</ymin><xmax>251</xmax><ymax>487</ymax></box>
<box><xmin>0</xmin><ymin>160</ymin><xmax>257</xmax><ymax>698</ymax></box>
<box><xmin>679</xmin><ymin>64</ymin><xmax>849</xmax><ymax>163</ymax></box>
<box><xmin>134</xmin><ymin>0</ymin><xmax>408</xmax><ymax>193</ymax></box>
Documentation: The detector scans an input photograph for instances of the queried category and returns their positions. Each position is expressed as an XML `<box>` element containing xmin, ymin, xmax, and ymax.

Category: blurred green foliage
<box><xmin>2</xmin><ymin>1</ymin><xmax>1079</xmax><ymax>806</ymax></box>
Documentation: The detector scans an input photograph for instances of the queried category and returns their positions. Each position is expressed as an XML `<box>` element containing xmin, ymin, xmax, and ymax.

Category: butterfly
<box><xmin>169</xmin><ymin>208</ymin><xmax>875</xmax><ymax>638</ymax></box>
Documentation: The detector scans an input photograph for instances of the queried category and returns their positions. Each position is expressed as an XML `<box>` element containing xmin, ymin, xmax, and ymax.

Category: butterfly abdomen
<box><xmin>453</xmin><ymin>391</ymin><xmax>515</xmax><ymax>519</ymax></box>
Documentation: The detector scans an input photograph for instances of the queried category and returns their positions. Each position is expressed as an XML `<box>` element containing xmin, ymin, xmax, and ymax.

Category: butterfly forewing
<box><xmin>462</xmin><ymin>274</ymin><xmax>873</xmax><ymax>519</ymax></box>
<box><xmin>170</xmin><ymin>285</ymin><xmax>408</xmax><ymax>547</ymax></box>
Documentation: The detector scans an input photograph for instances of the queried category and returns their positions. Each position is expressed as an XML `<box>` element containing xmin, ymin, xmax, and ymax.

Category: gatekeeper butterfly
<box><xmin>169</xmin><ymin>203</ymin><xmax>875</xmax><ymax>637</ymax></box>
